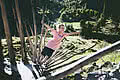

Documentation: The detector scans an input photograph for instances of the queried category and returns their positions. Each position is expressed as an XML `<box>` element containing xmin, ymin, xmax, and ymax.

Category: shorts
<box><xmin>41</xmin><ymin>46</ymin><xmax>55</xmax><ymax>58</ymax></box>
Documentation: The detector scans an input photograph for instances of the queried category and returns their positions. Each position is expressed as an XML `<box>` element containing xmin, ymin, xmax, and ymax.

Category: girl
<box><xmin>41</xmin><ymin>23</ymin><xmax>80</xmax><ymax>59</ymax></box>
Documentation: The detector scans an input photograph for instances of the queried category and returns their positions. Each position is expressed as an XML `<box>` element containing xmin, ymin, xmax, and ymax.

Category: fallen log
<box><xmin>38</xmin><ymin>40</ymin><xmax>120</xmax><ymax>80</ymax></box>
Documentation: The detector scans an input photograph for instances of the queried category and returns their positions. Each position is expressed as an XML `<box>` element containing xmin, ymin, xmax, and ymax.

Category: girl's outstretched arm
<box><xmin>65</xmin><ymin>32</ymin><xmax>80</xmax><ymax>36</ymax></box>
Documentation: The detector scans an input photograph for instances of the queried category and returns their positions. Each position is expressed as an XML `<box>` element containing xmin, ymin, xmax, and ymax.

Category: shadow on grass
<box><xmin>0</xmin><ymin>70</ymin><xmax>22</xmax><ymax>80</ymax></box>
<box><xmin>81</xmin><ymin>32</ymin><xmax>120</xmax><ymax>43</ymax></box>
<box><xmin>0</xmin><ymin>62</ymin><xmax>21</xmax><ymax>80</ymax></box>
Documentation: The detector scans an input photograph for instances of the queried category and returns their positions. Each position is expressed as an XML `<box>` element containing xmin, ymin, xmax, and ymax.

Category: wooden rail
<box><xmin>38</xmin><ymin>40</ymin><xmax>120</xmax><ymax>80</ymax></box>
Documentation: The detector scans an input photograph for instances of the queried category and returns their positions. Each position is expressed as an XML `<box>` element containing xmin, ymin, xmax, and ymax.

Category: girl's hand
<box><xmin>64</xmin><ymin>33</ymin><xmax>69</xmax><ymax>37</ymax></box>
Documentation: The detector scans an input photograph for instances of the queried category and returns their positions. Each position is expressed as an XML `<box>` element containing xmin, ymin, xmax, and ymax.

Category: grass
<box><xmin>96</xmin><ymin>51</ymin><xmax>120</xmax><ymax>64</ymax></box>
<box><xmin>64</xmin><ymin>22</ymin><xmax>81</xmax><ymax>29</ymax></box>
<box><xmin>62</xmin><ymin>35</ymin><xmax>120</xmax><ymax>68</ymax></box>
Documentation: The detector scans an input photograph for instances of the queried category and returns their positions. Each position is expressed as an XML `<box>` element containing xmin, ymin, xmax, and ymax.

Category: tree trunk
<box><xmin>0</xmin><ymin>14</ymin><xmax>4</xmax><ymax>68</ymax></box>
<box><xmin>0</xmin><ymin>1</ymin><xmax>22</xmax><ymax>79</ymax></box>
<box><xmin>15</xmin><ymin>0</ymin><xmax>27</xmax><ymax>63</ymax></box>
<box><xmin>31</xmin><ymin>0</ymin><xmax>38</xmax><ymax>62</ymax></box>
<box><xmin>0</xmin><ymin>0</ymin><xmax>16</xmax><ymax>66</ymax></box>
<box><xmin>0</xmin><ymin>39</ymin><xmax>11</xmax><ymax>80</ymax></box>
<box><xmin>0</xmin><ymin>38</ymin><xmax>4</xmax><ymax>72</ymax></box>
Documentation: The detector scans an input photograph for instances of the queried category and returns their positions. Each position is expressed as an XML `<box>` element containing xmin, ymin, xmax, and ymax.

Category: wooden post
<box><xmin>31</xmin><ymin>0</ymin><xmax>37</xmax><ymax>62</ymax></box>
<box><xmin>15</xmin><ymin>0</ymin><xmax>27</xmax><ymax>63</ymax></box>
<box><xmin>0</xmin><ymin>0</ymin><xmax>16</xmax><ymax>65</ymax></box>
<box><xmin>0</xmin><ymin>39</ymin><xmax>4</xmax><ymax>72</ymax></box>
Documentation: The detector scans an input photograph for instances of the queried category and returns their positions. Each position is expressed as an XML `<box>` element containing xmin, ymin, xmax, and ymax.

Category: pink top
<box><xmin>46</xmin><ymin>30</ymin><xmax>66</xmax><ymax>50</ymax></box>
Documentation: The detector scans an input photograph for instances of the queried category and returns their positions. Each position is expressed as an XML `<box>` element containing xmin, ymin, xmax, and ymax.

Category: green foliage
<box><xmin>61</xmin><ymin>8</ymin><xmax>99</xmax><ymax>22</ymax></box>
<box><xmin>56</xmin><ymin>0</ymin><xmax>88</xmax><ymax>22</ymax></box>
<box><xmin>37</xmin><ymin>0</ymin><xmax>63</xmax><ymax>22</ymax></box>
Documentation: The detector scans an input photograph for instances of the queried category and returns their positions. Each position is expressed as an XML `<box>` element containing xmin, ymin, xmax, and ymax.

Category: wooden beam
<box><xmin>37</xmin><ymin>40</ymin><xmax>120</xmax><ymax>80</ymax></box>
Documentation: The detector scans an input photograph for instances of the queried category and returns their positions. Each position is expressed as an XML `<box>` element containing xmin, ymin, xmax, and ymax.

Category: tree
<box><xmin>15</xmin><ymin>0</ymin><xmax>28</xmax><ymax>63</ymax></box>
<box><xmin>0</xmin><ymin>0</ymin><xmax>16</xmax><ymax>66</ymax></box>
<box><xmin>58</xmin><ymin>0</ymin><xmax>88</xmax><ymax>22</ymax></box>
<box><xmin>0</xmin><ymin>34</ymin><xmax>5</xmax><ymax>77</ymax></box>
<box><xmin>0</xmin><ymin>7</ymin><xmax>4</xmax><ymax>72</ymax></box>
<box><xmin>0</xmin><ymin>0</ymin><xmax>21</xmax><ymax>79</ymax></box>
